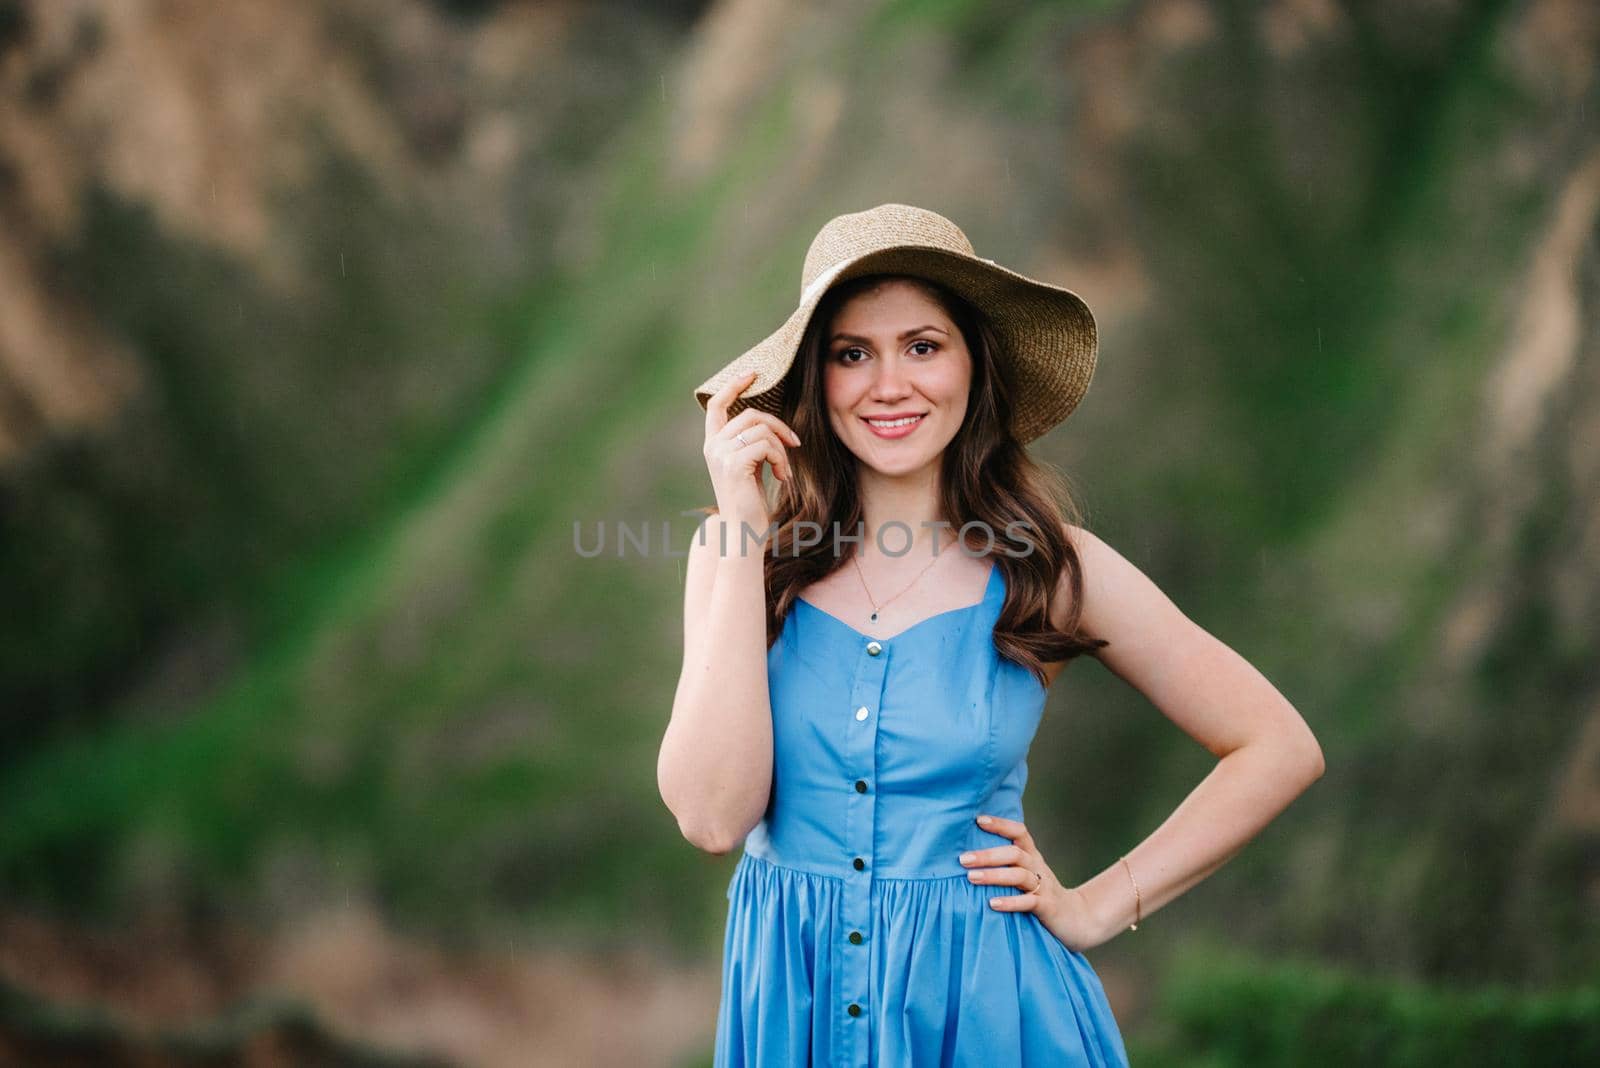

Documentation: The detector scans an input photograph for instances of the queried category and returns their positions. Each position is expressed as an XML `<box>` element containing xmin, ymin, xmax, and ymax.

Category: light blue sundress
<box><xmin>714</xmin><ymin>559</ymin><xmax>1131</xmax><ymax>1066</ymax></box>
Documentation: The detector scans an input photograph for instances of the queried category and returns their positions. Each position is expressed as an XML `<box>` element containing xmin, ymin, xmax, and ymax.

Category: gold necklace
<box><xmin>850</xmin><ymin>534</ymin><xmax>956</xmax><ymax>623</ymax></box>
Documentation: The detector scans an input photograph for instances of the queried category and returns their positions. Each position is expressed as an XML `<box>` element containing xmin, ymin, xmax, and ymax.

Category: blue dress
<box><xmin>714</xmin><ymin>560</ymin><xmax>1131</xmax><ymax>1067</ymax></box>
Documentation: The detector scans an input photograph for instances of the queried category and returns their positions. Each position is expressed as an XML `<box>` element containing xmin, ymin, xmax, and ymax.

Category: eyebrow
<box><xmin>829</xmin><ymin>324</ymin><xmax>949</xmax><ymax>345</ymax></box>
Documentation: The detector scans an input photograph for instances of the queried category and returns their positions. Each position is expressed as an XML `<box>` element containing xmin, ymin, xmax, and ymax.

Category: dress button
<box><xmin>855</xmin><ymin>706</ymin><xmax>869</xmax><ymax>721</ymax></box>
<box><xmin>853</xmin><ymin>857</ymin><xmax>865</xmax><ymax>870</ymax></box>
<box><xmin>855</xmin><ymin>780</ymin><xmax>867</xmax><ymax>793</ymax></box>
<box><xmin>847</xmin><ymin>1002</ymin><xmax>862</xmax><ymax>1017</ymax></box>
<box><xmin>866</xmin><ymin>640</ymin><xmax>882</xmax><ymax>656</ymax></box>
<box><xmin>849</xmin><ymin>930</ymin><xmax>863</xmax><ymax>944</ymax></box>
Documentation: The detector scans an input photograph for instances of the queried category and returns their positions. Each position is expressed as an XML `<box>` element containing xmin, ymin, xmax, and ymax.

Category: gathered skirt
<box><xmin>715</xmin><ymin>851</ymin><xmax>1130</xmax><ymax>1067</ymax></box>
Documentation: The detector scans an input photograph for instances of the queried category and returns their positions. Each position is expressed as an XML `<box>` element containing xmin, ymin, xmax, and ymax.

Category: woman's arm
<box><xmin>657</xmin><ymin>509</ymin><xmax>776</xmax><ymax>855</ymax></box>
<box><xmin>1058</xmin><ymin>522</ymin><xmax>1326</xmax><ymax>941</ymax></box>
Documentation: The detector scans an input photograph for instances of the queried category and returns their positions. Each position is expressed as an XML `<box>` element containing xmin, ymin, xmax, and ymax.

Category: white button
<box><xmin>855</xmin><ymin>706</ymin><xmax>869</xmax><ymax>721</ymax></box>
<box><xmin>866</xmin><ymin>641</ymin><xmax>882</xmax><ymax>656</ymax></box>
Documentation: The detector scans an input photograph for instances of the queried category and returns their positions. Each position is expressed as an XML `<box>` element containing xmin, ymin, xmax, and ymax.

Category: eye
<box><xmin>835</xmin><ymin>339</ymin><xmax>938</xmax><ymax>364</ymax></box>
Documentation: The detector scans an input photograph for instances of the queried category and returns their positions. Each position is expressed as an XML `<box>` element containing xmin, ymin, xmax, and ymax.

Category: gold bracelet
<box><xmin>1119</xmin><ymin>855</ymin><xmax>1141</xmax><ymax>931</ymax></box>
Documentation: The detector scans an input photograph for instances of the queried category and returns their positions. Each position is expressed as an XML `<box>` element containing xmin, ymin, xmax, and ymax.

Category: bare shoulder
<box><xmin>1057</xmin><ymin>518</ymin><xmax>1203</xmax><ymax>680</ymax></box>
<box><xmin>1056</xmin><ymin>520</ymin><xmax>1171</xmax><ymax>647</ymax></box>
<box><xmin>1054</xmin><ymin>523</ymin><xmax>1323</xmax><ymax>769</ymax></box>
<box><xmin>1049</xmin><ymin>521</ymin><xmax>1103</xmax><ymax>634</ymax></box>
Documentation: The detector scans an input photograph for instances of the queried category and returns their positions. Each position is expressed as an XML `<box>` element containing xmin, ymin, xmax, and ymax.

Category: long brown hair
<box><xmin>700</xmin><ymin>273</ymin><xmax>1107</xmax><ymax>686</ymax></box>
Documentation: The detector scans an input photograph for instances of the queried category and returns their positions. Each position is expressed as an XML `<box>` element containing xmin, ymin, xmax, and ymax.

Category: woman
<box><xmin>658</xmin><ymin>204</ymin><xmax>1326</xmax><ymax>1066</ymax></box>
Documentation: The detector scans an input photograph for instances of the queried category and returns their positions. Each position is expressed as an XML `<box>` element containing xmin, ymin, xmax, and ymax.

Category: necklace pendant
<box><xmin>870</xmin><ymin>612</ymin><xmax>878</xmax><ymax>621</ymax></box>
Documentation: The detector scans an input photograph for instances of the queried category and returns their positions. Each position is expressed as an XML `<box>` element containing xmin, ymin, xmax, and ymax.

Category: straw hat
<box><xmin>692</xmin><ymin>203</ymin><xmax>1098</xmax><ymax>444</ymax></box>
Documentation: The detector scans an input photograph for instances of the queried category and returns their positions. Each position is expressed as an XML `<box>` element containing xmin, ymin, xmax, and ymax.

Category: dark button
<box><xmin>855</xmin><ymin>779</ymin><xmax>868</xmax><ymax>793</ymax></box>
<box><xmin>852</xmin><ymin>857</ymin><xmax>865</xmax><ymax>870</ymax></box>
<box><xmin>847</xmin><ymin>1002</ymin><xmax>862</xmax><ymax>1017</ymax></box>
<box><xmin>849</xmin><ymin>930</ymin><xmax>863</xmax><ymax>944</ymax></box>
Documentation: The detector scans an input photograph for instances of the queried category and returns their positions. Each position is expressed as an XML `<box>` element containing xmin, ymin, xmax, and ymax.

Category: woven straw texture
<box><xmin>692</xmin><ymin>203</ymin><xmax>1097</xmax><ymax>445</ymax></box>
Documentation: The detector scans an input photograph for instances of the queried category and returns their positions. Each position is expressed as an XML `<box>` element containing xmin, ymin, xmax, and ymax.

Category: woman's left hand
<box><xmin>959</xmin><ymin>814</ymin><xmax>1104</xmax><ymax>953</ymax></box>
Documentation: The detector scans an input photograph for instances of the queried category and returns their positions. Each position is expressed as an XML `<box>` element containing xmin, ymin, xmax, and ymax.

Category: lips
<box><xmin>861</xmin><ymin>413</ymin><xmax>926</xmax><ymax>438</ymax></box>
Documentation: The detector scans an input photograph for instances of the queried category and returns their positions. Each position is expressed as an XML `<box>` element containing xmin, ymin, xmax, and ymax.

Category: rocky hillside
<box><xmin>0</xmin><ymin>0</ymin><xmax>1596</xmax><ymax>1061</ymax></box>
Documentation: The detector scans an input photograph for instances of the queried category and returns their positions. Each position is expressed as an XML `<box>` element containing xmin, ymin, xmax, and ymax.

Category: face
<box><xmin>822</xmin><ymin>280</ymin><xmax>973</xmax><ymax>477</ymax></box>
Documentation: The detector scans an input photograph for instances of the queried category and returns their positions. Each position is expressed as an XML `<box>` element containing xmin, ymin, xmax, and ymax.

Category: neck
<box><xmin>856</xmin><ymin>461</ymin><xmax>948</xmax><ymax>564</ymax></box>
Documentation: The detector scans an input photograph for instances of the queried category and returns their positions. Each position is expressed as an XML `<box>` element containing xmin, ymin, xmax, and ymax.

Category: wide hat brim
<box><xmin>692</xmin><ymin>243</ymin><xmax>1097</xmax><ymax>445</ymax></box>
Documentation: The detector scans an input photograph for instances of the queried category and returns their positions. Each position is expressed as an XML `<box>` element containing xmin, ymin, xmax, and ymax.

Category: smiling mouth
<box><xmin>862</xmin><ymin>414</ymin><xmax>926</xmax><ymax>429</ymax></box>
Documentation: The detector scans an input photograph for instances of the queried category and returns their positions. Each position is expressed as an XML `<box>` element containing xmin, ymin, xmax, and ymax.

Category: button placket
<box><xmin>842</xmin><ymin>635</ymin><xmax>889</xmax><ymax>1055</ymax></box>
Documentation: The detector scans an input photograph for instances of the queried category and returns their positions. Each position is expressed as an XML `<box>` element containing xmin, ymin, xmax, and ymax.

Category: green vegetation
<box><xmin>0</xmin><ymin>0</ymin><xmax>1595</xmax><ymax>1061</ymax></box>
<box><xmin>1127</xmin><ymin>944</ymin><xmax>1600</xmax><ymax>1066</ymax></box>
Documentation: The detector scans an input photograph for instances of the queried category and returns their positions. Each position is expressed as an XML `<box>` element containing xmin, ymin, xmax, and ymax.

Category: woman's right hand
<box><xmin>704</xmin><ymin>369</ymin><xmax>802</xmax><ymax>530</ymax></box>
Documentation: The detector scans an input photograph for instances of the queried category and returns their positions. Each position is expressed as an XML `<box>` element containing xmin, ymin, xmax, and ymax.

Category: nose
<box><xmin>869</xmin><ymin>353</ymin><xmax>912</xmax><ymax>399</ymax></box>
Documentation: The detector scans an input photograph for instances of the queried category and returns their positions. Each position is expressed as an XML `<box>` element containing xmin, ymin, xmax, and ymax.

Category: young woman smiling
<box><xmin>660</xmin><ymin>203</ymin><xmax>1325</xmax><ymax>1067</ymax></box>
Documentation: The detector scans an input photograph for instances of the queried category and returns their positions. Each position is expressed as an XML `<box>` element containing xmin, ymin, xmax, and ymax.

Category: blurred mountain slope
<box><xmin>0</xmin><ymin>0</ymin><xmax>1594</xmax><ymax>1036</ymax></box>
<box><xmin>0</xmin><ymin>0</ymin><xmax>694</xmax><ymax>741</ymax></box>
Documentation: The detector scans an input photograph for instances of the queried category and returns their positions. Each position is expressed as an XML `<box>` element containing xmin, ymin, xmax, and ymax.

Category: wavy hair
<box><xmin>699</xmin><ymin>273</ymin><xmax>1107</xmax><ymax>686</ymax></box>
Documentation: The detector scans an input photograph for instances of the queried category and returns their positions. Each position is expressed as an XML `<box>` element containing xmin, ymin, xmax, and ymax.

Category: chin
<box><xmin>861</xmin><ymin>446</ymin><xmax>942</xmax><ymax>477</ymax></box>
